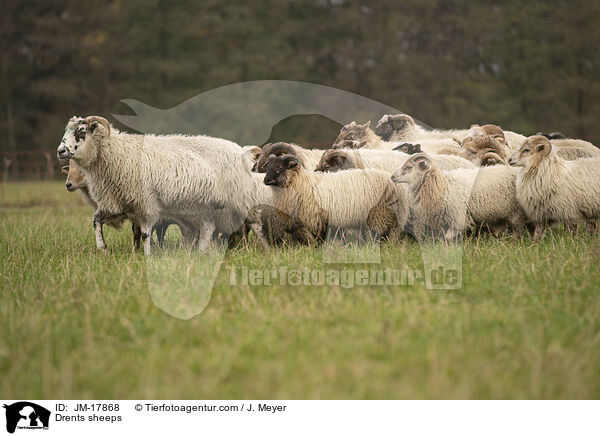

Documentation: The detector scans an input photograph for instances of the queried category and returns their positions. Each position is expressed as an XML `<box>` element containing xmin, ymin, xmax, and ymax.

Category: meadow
<box><xmin>1</xmin><ymin>181</ymin><xmax>599</xmax><ymax>399</ymax></box>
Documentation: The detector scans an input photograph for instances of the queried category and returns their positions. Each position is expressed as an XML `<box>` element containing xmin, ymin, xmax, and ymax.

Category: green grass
<box><xmin>1</xmin><ymin>182</ymin><xmax>599</xmax><ymax>399</ymax></box>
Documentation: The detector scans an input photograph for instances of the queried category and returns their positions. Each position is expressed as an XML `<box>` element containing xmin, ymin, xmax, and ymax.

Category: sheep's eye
<box><xmin>523</xmin><ymin>148</ymin><xmax>530</xmax><ymax>153</ymax></box>
<box><xmin>74</xmin><ymin>145</ymin><xmax>78</xmax><ymax>150</ymax></box>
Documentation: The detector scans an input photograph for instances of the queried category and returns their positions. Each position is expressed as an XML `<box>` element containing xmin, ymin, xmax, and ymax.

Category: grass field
<box><xmin>1</xmin><ymin>181</ymin><xmax>599</xmax><ymax>399</ymax></box>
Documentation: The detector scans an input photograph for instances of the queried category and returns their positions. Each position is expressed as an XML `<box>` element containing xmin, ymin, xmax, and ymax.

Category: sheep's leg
<box><xmin>248</xmin><ymin>221</ymin><xmax>270</xmax><ymax>250</ymax></box>
<box><xmin>566</xmin><ymin>222</ymin><xmax>579</xmax><ymax>235</ymax></box>
<box><xmin>586</xmin><ymin>220</ymin><xmax>598</xmax><ymax>234</ymax></box>
<box><xmin>197</xmin><ymin>218</ymin><xmax>216</xmax><ymax>251</ymax></box>
<box><xmin>132</xmin><ymin>223</ymin><xmax>142</xmax><ymax>251</ymax></box>
<box><xmin>93</xmin><ymin>213</ymin><xmax>108</xmax><ymax>251</ymax></box>
<box><xmin>532</xmin><ymin>224</ymin><xmax>546</xmax><ymax>242</ymax></box>
<box><xmin>141</xmin><ymin>223</ymin><xmax>154</xmax><ymax>255</ymax></box>
<box><xmin>155</xmin><ymin>222</ymin><xmax>168</xmax><ymax>247</ymax></box>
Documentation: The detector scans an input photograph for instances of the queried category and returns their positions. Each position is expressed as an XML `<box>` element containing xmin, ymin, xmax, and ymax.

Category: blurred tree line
<box><xmin>1</xmin><ymin>0</ymin><xmax>599</xmax><ymax>151</ymax></box>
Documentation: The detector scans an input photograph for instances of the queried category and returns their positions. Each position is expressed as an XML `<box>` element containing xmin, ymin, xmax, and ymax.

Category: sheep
<box><xmin>508</xmin><ymin>135</ymin><xmax>600</xmax><ymax>240</ymax></box>
<box><xmin>314</xmin><ymin>148</ymin><xmax>475</xmax><ymax>174</ymax></box>
<box><xmin>332</xmin><ymin>120</ymin><xmax>464</xmax><ymax>156</ymax></box>
<box><xmin>376</xmin><ymin>115</ymin><xmax>527</xmax><ymax>149</ymax></box>
<box><xmin>373</xmin><ymin>114</ymin><xmax>484</xmax><ymax>143</ymax></box>
<box><xmin>255</xmin><ymin>142</ymin><xmax>324</xmax><ymax>172</ymax></box>
<box><xmin>61</xmin><ymin>161</ymin><xmax>129</xmax><ymax>249</ymax></box>
<box><xmin>460</xmin><ymin>136</ymin><xmax>510</xmax><ymax>166</ymax></box>
<box><xmin>231</xmin><ymin>148</ymin><xmax>289</xmax><ymax>249</ymax></box>
<box><xmin>263</xmin><ymin>153</ymin><xmax>408</xmax><ymax>243</ymax></box>
<box><xmin>56</xmin><ymin>115</ymin><xmax>265</xmax><ymax>254</ymax></box>
<box><xmin>536</xmin><ymin>131</ymin><xmax>567</xmax><ymax>140</ymax></box>
<box><xmin>392</xmin><ymin>154</ymin><xmax>526</xmax><ymax>241</ymax></box>
<box><xmin>462</xmin><ymin>132</ymin><xmax>600</xmax><ymax>164</ymax></box>
<box><xmin>61</xmin><ymin>161</ymin><xmax>197</xmax><ymax>249</ymax></box>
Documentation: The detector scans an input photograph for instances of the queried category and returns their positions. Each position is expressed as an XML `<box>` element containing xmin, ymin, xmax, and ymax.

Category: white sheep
<box><xmin>332</xmin><ymin>120</ymin><xmax>465</xmax><ymax>156</ymax></box>
<box><xmin>392</xmin><ymin>154</ymin><xmax>526</xmax><ymax>241</ymax></box>
<box><xmin>508</xmin><ymin>135</ymin><xmax>600</xmax><ymax>240</ymax></box>
<box><xmin>375</xmin><ymin>115</ymin><xmax>526</xmax><ymax>149</ymax></box>
<box><xmin>315</xmin><ymin>148</ymin><xmax>475</xmax><ymax>174</ymax></box>
<box><xmin>57</xmin><ymin>115</ymin><xmax>265</xmax><ymax>254</ymax></box>
<box><xmin>263</xmin><ymin>153</ymin><xmax>408</xmax><ymax>243</ymax></box>
<box><xmin>61</xmin><ymin>161</ymin><xmax>199</xmax><ymax>249</ymax></box>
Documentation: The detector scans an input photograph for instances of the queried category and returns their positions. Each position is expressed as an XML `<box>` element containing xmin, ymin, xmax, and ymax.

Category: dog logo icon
<box><xmin>3</xmin><ymin>402</ymin><xmax>50</xmax><ymax>433</ymax></box>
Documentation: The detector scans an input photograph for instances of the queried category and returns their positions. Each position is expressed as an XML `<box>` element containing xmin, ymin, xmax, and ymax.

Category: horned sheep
<box><xmin>255</xmin><ymin>142</ymin><xmax>324</xmax><ymax>172</ymax></box>
<box><xmin>263</xmin><ymin>153</ymin><xmax>408</xmax><ymax>243</ymax></box>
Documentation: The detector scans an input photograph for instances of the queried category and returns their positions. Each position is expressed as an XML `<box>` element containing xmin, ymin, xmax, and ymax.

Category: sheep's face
<box><xmin>57</xmin><ymin>117</ymin><xmax>86</xmax><ymax>160</ymax></box>
<box><xmin>393</xmin><ymin>142</ymin><xmax>421</xmax><ymax>155</ymax></box>
<box><xmin>314</xmin><ymin>150</ymin><xmax>353</xmax><ymax>172</ymax></box>
<box><xmin>332</xmin><ymin>121</ymin><xmax>370</xmax><ymax>149</ymax></box>
<box><xmin>57</xmin><ymin>116</ymin><xmax>110</xmax><ymax>162</ymax></box>
<box><xmin>256</xmin><ymin>142</ymin><xmax>296</xmax><ymax>173</ymax></box>
<box><xmin>62</xmin><ymin>164</ymin><xmax>87</xmax><ymax>192</ymax></box>
<box><xmin>374</xmin><ymin>114</ymin><xmax>415</xmax><ymax>141</ymax></box>
<box><xmin>264</xmin><ymin>154</ymin><xmax>300</xmax><ymax>187</ymax></box>
<box><xmin>460</xmin><ymin>137</ymin><xmax>479</xmax><ymax>161</ymax></box>
<box><xmin>508</xmin><ymin>135</ymin><xmax>552</xmax><ymax>167</ymax></box>
<box><xmin>392</xmin><ymin>154</ymin><xmax>432</xmax><ymax>185</ymax></box>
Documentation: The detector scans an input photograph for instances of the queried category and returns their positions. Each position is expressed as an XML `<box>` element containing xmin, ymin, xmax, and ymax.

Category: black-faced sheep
<box><xmin>263</xmin><ymin>154</ymin><xmax>407</xmax><ymax>243</ymax></box>
<box><xmin>255</xmin><ymin>142</ymin><xmax>324</xmax><ymax>172</ymax></box>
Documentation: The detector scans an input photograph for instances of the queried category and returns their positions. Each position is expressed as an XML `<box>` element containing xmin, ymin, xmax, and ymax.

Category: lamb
<box><xmin>392</xmin><ymin>154</ymin><xmax>526</xmax><ymax>241</ymax></box>
<box><xmin>255</xmin><ymin>142</ymin><xmax>324</xmax><ymax>172</ymax></box>
<box><xmin>263</xmin><ymin>153</ymin><xmax>408</xmax><ymax>243</ymax></box>
<box><xmin>508</xmin><ymin>135</ymin><xmax>600</xmax><ymax>240</ymax></box>
<box><xmin>61</xmin><ymin>161</ymin><xmax>197</xmax><ymax>249</ymax></box>
<box><xmin>332</xmin><ymin>120</ymin><xmax>463</xmax><ymax>156</ymax></box>
<box><xmin>314</xmin><ymin>148</ymin><xmax>475</xmax><ymax>174</ymax></box>
<box><xmin>57</xmin><ymin>115</ymin><xmax>265</xmax><ymax>254</ymax></box>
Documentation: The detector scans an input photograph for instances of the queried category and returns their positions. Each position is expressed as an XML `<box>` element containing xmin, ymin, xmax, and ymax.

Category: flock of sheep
<box><xmin>56</xmin><ymin>114</ymin><xmax>600</xmax><ymax>254</ymax></box>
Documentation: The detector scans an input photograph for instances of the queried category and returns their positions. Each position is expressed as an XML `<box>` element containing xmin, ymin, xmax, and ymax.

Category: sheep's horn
<box><xmin>84</xmin><ymin>116</ymin><xmax>110</xmax><ymax>135</ymax></box>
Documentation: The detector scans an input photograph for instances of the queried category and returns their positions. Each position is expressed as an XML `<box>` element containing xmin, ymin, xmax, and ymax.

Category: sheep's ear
<box><xmin>536</xmin><ymin>143</ymin><xmax>547</xmax><ymax>152</ymax></box>
<box><xmin>241</xmin><ymin>150</ymin><xmax>256</xmax><ymax>173</ymax></box>
<box><xmin>61</xmin><ymin>165</ymin><xmax>69</xmax><ymax>175</ymax></box>
<box><xmin>363</xmin><ymin>120</ymin><xmax>371</xmax><ymax>128</ymax></box>
<box><xmin>287</xmin><ymin>159</ymin><xmax>299</xmax><ymax>169</ymax></box>
<box><xmin>332</xmin><ymin>155</ymin><xmax>345</xmax><ymax>166</ymax></box>
<box><xmin>417</xmin><ymin>160</ymin><xmax>430</xmax><ymax>171</ymax></box>
<box><xmin>89</xmin><ymin>121</ymin><xmax>99</xmax><ymax>132</ymax></box>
